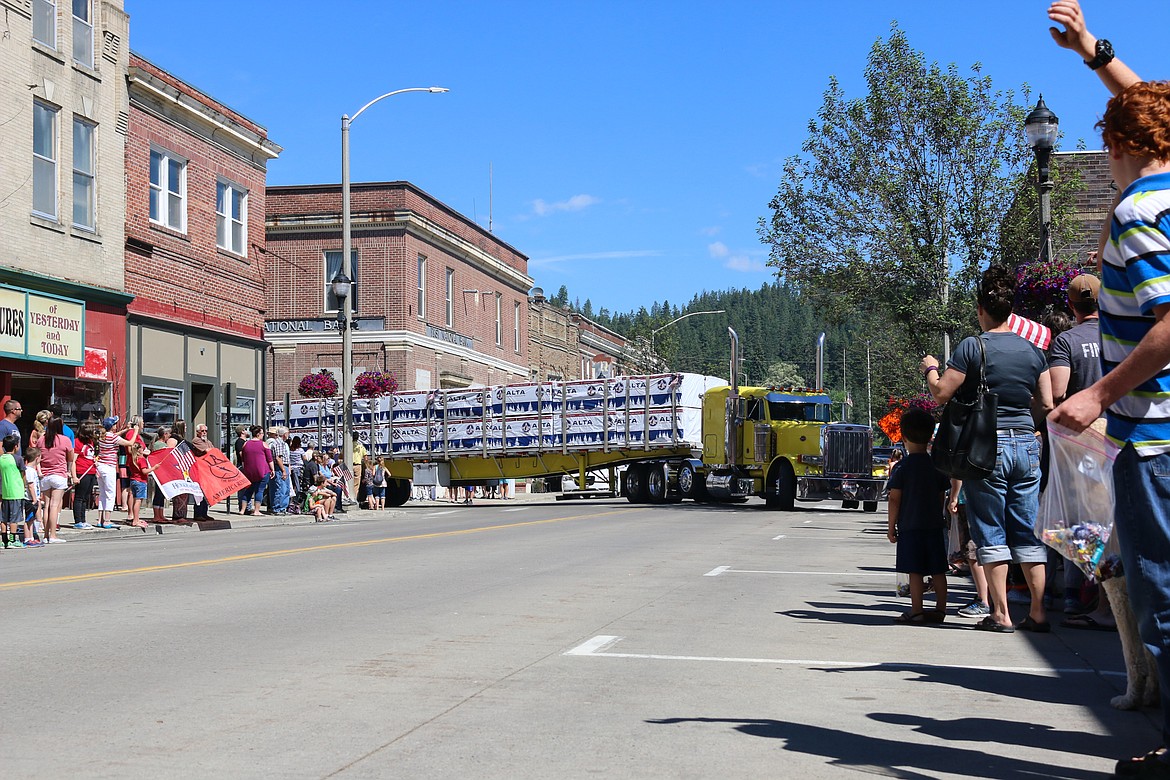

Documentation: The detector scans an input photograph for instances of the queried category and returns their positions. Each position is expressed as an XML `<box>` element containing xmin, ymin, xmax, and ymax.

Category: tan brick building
<box><xmin>0</xmin><ymin>0</ymin><xmax>132</xmax><ymax>427</ymax></box>
<box><xmin>527</xmin><ymin>288</ymin><xmax>644</xmax><ymax>381</ymax></box>
<box><xmin>264</xmin><ymin>182</ymin><xmax>533</xmax><ymax>396</ymax></box>
<box><xmin>125</xmin><ymin>53</ymin><xmax>280</xmax><ymax>438</ymax></box>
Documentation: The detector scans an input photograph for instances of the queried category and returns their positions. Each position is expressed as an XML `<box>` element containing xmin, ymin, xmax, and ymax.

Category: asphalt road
<box><xmin>0</xmin><ymin>496</ymin><xmax>1155</xmax><ymax>779</ymax></box>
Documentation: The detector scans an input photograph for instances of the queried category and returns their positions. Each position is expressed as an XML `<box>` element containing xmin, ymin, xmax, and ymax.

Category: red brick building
<box><xmin>125</xmin><ymin>54</ymin><xmax>280</xmax><ymax>437</ymax></box>
<box><xmin>265</xmin><ymin>182</ymin><xmax>533</xmax><ymax>396</ymax></box>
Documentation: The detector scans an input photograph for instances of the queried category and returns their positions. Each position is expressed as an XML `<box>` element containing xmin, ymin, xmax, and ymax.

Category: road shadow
<box><xmin>644</xmin><ymin>717</ymin><xmax>1105</xmax><ymax>779</ymax></box>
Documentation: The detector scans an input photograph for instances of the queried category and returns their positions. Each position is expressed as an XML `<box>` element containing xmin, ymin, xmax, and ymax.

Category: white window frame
<box><xmin>514</xmin><ymin>302</ymin><xmax>521</xmax><ymax>353</ymax></box>
<box><xmin>71</xmin><ymin>0</ymin><xmax>93</xmax><ymax>68</ymax></box>
<box><xmin>71</xmin><ymin>116</ymin><xmax>95</xmax><ymax>230</ymax></box>
<box><xmin>33</xmin><ymin>0</ymin><xmax>56</xmax><ymax>49</ymax></box>
<box><xmin>495</xmin><ymin>293</ymin><xmax>502</xmax><ymax>346</ymax></box>
<box><xmin>324</xmin><ymin>250</ymin><xmax>358</xmax><ymax>314</ymax></box>
<box><xmin>32</xmin><ymin>100</ymin><xmax>58</xmax><ymax>220</ymax></box>
<box><xmin>417</xmin><ymin>255</ymin><xmax>426</xmax><ymax>320</ymax></box>
<box><xmin>216</xmin><ymin>180</ymin><xmax>248</xmax><ymax>256</ymax></box>
<box><xmin>149</xmin><ymin>147</ymin><xmax>186</xmax><ymax>232</ymax></box>
<box><xmin>445</xmin><ymin>268</ymin><xmax>454</xmax><ymax>327</ymax></box>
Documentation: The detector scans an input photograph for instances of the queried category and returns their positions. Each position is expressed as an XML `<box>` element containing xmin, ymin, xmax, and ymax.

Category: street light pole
<box><xmin>340</xmin><ymin>86</ymin><xmax>448</xmax><ymax>494</ymax></box>
<box><xmin>649</xmin><ymin>310</ymin><xmax>725</xmax><ymax>370</ymax></box>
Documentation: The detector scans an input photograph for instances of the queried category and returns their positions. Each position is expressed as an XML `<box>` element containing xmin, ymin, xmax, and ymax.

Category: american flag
<box><xmin>172</xmin><ymin>440</ymin><xmax>195</xmax><ymax>476</ymax></box>
<box><xmin>1006</xmin><ymin>313</ymin><xmax>1052</xmax><ymax>351</ymax></box>
<box><xmin>334</xmin><ymin>464</ymin><xmax>353</xmax><ymax>499</ymax></box>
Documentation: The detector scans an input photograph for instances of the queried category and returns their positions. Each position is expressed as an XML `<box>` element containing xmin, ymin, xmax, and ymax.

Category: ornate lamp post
<box><xmin>1025</xmin><ymin>95</ymin><xmax>1060</xmax><ymax>265</ymax></box>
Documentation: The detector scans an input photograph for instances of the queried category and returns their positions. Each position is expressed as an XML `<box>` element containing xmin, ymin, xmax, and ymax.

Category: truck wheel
<box><xmin>646</xmin><ymin>464</ymin><xmax>668</xmax><ymax>503</ymax></box>
<box><xmin>678</xmin><ymin>462</ymin><xmax>707</xmax><ymax>501</ymax></box>
<box><xmin>842</xmin><ymin>499</ymin><xmax>859</xmax><ymax>510</ymax></box>
<box><xmin>626</xmin><ymin>465</ymin><xmax>649</xmax><ymax>503</ymax></box>
<box><xmin>764</xmin><ymin>460</ymin><xmax>796</xmax><ymax>511</ymax></box>
<box><xmin>863</xmin><ymin>500</ymin><xmax>879</xmax><ymax>513</ymax></box>
<box><xmin>386</xmin><ymin>478</ymin><xmax>411</xmax><ymax>507</ymax></box>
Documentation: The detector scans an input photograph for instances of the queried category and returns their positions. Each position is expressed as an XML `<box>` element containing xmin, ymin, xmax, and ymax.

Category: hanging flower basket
<box><xmin>298</xmin><ymin>369</ymin><xmax>339</xmax><ymax>398</ymax></box>
<box><xmin>1015</xmin><ymin>258</ymin><xmax>1083</xmax><ymax>320</ymax></box>
<box><xmin>354</xmin><ymin>370</ymin><xmax>398</xmax><ymax>398</ymax></box>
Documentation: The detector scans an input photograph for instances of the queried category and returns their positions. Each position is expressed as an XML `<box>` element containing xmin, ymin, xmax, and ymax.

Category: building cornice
<box><xmin>128</xmin><ymin>66</ymin><xmax>281</xmax><ymax>163</ymax></box>
<box><xmin>267</xmin><ymin>210</ymin><xmax>534</xmax><ymax>291</ymax></box>
<box><xmin>264</xmin><ymin>328</ymin><xmax>527</xmax><ymax>376</ymax></box>
<box><xmin>0</xmin><ymin>266</ymin><xmax>134</xmax><ymax>307</ymax></box>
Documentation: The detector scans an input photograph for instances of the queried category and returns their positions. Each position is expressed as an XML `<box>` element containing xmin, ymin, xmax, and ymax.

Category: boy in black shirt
<box><xmin>888</xmin><ymin>408</ymin><xmax>951</xmax><ymax>623</ymax></box>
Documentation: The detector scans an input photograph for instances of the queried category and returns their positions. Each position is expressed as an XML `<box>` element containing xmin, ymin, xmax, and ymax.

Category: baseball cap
<box><xmin>101</xmin><ymin>415</ymin><xmax>119</xmax><ymax>429</ymax></box>
<box><xmin>1068</xmin><ymin>274</ymin><xmax>1100</xmax><ymax>302</ymax></box>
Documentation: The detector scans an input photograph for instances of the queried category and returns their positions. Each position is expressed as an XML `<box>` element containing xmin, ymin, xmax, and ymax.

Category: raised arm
<box><xmin>1048</xmin><ymin>0</ymin><xmax>1141</xmax><ymax>95</ymax></box>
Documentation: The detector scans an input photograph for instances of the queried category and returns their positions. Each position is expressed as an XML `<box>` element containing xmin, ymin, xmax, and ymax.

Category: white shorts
<box><xmin>96</xmin><ymin>462</ymin><xmax>118</xmax><ymax>511</ymax></box>
<box><xmin>40</xmin><ymin>474</ymin><xmax>68</xmax><ymax>492</ymax></box>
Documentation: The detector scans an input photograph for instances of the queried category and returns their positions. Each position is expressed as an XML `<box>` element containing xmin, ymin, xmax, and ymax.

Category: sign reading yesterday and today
<box><xmin>0</xmin><ymin>285</ymin><xmax>85</xmax><ymax>366</ymax></box>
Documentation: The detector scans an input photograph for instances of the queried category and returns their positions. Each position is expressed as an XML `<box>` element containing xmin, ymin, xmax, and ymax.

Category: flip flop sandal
<box><xmin>975</xmin><ymin>616</ymin><xmax>1016</xmax><ymax>633</ymax></box>
<box><xmin>1060</xmin><ymin>614</ymin><xmax>1117</xmax><ymax>632</ymax></box>
<box><xmin>893</xmin><ymin>612</ymin><xmax>928</xmax><ymax>624</ymax></box>
<box><xmin>1017</xmin><ymin>616</ymin><xmax>1052</xmax><ymax>633</ymax></box>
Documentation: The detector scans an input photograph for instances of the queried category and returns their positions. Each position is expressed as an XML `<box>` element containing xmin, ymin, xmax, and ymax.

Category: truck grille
<box><xmin>825</xmin><ymin>426</ymin><xmax>871</xmax><ymax>476</ymax></box>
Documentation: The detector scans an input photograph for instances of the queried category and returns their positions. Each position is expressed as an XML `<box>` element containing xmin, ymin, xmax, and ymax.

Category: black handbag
<box><xmin>931</xmin><ymin>336</ymin><xmax>999</xmax><ymax>480</ymax></box>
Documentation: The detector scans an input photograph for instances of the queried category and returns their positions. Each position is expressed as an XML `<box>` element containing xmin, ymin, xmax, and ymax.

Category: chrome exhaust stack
<box><xmin>727</xmin><ymin>327</ymin><xmax>739</xmax><ymax>468</ymax></box>
<box><xmin>815</xmin><ymin>332</ymin><xmax>826</xmax><ymax>390</ymax></box>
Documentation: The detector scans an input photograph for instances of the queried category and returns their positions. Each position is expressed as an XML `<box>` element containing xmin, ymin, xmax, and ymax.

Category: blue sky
<box><xmin>125</xmin><ymin>1</ymin><xmax>1161</xmax><ymax>314</ymax></box>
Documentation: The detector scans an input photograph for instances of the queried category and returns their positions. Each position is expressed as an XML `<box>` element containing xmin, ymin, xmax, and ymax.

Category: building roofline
<box><xmin>266</xmin><ymin>180</ymin><xmax>526</xmax><ymax>260</ymax></box>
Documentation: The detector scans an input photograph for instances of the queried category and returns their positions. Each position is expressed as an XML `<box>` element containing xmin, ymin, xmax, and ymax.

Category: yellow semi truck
<box><xmin>271</xmin><ymin>329</ymin><xmax>885</xmax><ymax>511</ymax></box>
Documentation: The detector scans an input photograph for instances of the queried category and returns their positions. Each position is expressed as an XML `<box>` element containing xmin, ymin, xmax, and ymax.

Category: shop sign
<box><xmin>0</xmin><ymin>286</ymin><xmax>85</xmax><ymax>367</ymax></box>
<box><xmin>264</xmin><ymin>317</ymin><xmax>384</xmax><ymax>334</ymax></box>
<box><xmin>425</xmin><ymin>324</ymin><xmax>475</xmax><ymax>350</ymax></box>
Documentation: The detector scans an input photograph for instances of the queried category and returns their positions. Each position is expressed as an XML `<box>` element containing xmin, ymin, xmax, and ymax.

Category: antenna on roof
<box><xmin>489</xmin><ymin>162</ymin><xmax>493</xmax><ymax>233</ymax></box>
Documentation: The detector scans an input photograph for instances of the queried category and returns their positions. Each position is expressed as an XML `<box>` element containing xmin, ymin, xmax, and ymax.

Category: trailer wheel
<box><xmin>386</xmin><ymin>478</ymin><xmax>411</xmax><ymax>507</ymax></box>
<box><xmin>863</xmin><ymin>500</ymin><xmax>879</xmax><ymax>513</ymax></box>
<box><xmin>764</xmin><ymin>460</ymin><xmax>796</xmax><ymax>511</ymax></box>
<box><xmin>678</xmin><ymin>462</ymin><xmax>707</xmax><ymax>501</ymax></box>
<box><xmin>625</xmin><ymin>464</ymin><xmax>649</xmax><ymax>503</ymax></box>
<box><xmin>646</xmin><ymin>464</ymin><xmax>668</xmax><ymax>503</ymax></box>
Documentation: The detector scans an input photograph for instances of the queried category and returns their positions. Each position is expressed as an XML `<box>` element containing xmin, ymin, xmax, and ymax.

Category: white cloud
<box><xmin>708</xmin><ymin>242</ymin><xmax>767</xmax><ymax>273</ymax></box>
<box><xmin>699</xmin><ymin>226</ymin><xmax>722</xmax><ymax>237</ymax></box>
<box><xmin>531</xmin><ymin>194</ymin><xmax>600</xmax><ymax>217</ymax></box>
<box><xmin>529</xmin><ymin>249</ymin><xmax>663</xmax><ymax>268</ymax></box>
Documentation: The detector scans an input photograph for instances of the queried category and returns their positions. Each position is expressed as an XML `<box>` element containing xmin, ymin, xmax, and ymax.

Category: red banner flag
<box><xmin>190</xmin><ymin>447</ymin><xmax>251</xmax><ymax>506</ymax></box>
<box><xmin>146</xmin><ymin>443</ymin><xmax>204</xmax><ymax>502</ymax></box>
<box><xmin>189</xmin><ymin>444</ymin><xmax>249</xmax><ymax>507</ymax></box>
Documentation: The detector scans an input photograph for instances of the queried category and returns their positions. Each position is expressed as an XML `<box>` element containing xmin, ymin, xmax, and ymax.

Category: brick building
<box><xmin>124</xmin><ymin>53</ymin><xmax>280</xmax><ymax>439</ymax></box>
<box><xmin>1052</xmin><ymin>150</ymin><xmax>1113</xmax><ymax>262</ymax></box>
<box><xmin>264</xmin><ymin>182</ymin><xmax>533</xmax><ymax>396</ymax></box>
<box><xmin>527</xmin><ymin>288</ymin><xmax>644</xmax><ymax>381</ymax></box>
<box><xmin>0</xmin><ymin>0</ymin><xmax>131</xmax><ymax>428</ymax></box>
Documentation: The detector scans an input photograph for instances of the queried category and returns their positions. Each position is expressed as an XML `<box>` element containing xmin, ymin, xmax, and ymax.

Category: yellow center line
<box><xmin>0</xmin><ymin>507</ymin><xmax>645</xmax><ymax>590</ymax></box>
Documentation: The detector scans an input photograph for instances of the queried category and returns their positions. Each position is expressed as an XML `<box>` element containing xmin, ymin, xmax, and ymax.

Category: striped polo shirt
<box><xmin>1101</xmin><ymin>171</ymin><xmax>1170</xmax><ymax>455</ymax></box>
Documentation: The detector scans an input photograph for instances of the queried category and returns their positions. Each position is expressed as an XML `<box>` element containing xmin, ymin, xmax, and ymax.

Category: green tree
<box><xmin>761</xmin><ymin>361</ymin><xmax>806</xmax><ymax>388</ymax></box>
<box><xmin>760</xmin><ymin>24</ymin><xmax>1078</xmax><ymax>366</ymax></box>
<box><xmin>552</xmin><ymin>285</ymin><xmax>570</xmax><ymax>308</ymax></box>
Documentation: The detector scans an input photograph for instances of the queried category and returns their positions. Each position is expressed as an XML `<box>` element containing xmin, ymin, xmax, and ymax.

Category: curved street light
<box><xmin>339</xmin><ymin>86</ymin><xmax>449</xmax><ymax>489</ymax></box>
<box><xmin>649</xmin><ymin>310</ymin><xmax>726</xmax><ymax>369</ymax></box>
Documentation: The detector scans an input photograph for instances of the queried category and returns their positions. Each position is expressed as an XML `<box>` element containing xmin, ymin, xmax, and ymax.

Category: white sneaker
<box><xmin>47</xmin><ymin>537</ymin><xmax>67</xmax><ymax>544</ymax></box>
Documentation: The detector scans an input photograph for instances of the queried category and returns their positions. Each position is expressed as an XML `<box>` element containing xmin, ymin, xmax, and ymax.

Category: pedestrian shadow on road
<box><xmin>778</xmin><ymin>605</ymin><xmax>915</xmax><ymax>627</ymax></box>
<box><xmin>643</xmin><ymin>717</ymin><xmax>1103</xmax><ymax>779</ymax></box>
<box><xmin>814</xmin><ymin>663</ymin><xmax>1118</xmax><ymax>709</ymax></box>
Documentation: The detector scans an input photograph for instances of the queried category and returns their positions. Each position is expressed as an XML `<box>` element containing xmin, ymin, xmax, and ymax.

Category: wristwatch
<box><xmin>1085</xmin><ymin>39</ymin><xmax>1115</xmax><ymax>70</ymax></box>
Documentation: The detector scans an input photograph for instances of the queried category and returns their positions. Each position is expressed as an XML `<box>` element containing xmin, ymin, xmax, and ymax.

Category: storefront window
<box><xmin>142</xmin><ymin>386</ymin><xmax>183</xmax><ymax>427</ymax></box>
<box><xmin>52</xmin><ymin>378</ymin><xmax>107</xmax><ymax>427</ymax></box>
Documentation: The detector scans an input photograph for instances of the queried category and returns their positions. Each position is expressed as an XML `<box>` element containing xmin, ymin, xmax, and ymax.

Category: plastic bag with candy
<box><xmin>1035</xmin><ymin>421</ymin><xmax>1116</xmax><ymax>578</ymax></box>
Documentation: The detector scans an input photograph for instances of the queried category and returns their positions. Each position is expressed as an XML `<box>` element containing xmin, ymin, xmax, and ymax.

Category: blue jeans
<box><xmin>963</xmin><ymin>431</ymin><xmax>1046</xmax><ymax>565</ymax></box>
<box><xmin>241</xmin><ymin>474</ymin><xmax>269</xmax><ymax>511</ymax></box>
<box><xmin>270</xmin><ymin>471</ymin><xmax>290</xmax><ymax>513</ymax></box>
<box><xmin>1113</xmin><ymin>443</ymin><xmax>1170</xmax><ymax>747</ymax></box>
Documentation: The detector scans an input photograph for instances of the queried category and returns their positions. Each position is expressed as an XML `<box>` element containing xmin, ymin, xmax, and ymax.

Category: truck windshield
<box><xmin>768</xmin><ymin>402</ymin><xmax>830</xmax><ymax>423</ymax></box>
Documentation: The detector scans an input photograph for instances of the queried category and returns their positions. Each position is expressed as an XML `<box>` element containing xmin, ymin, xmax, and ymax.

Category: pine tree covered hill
<box><xmin>565</xmin><ymin>281</ymin><xmax>959</xmax><ymax>425</ymax></box>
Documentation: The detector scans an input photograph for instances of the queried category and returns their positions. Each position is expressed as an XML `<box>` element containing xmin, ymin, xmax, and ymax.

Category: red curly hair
<box><xmin>1098</xmin><ymin>81</ymin><xmax>1170</xmax><ymax>161</ymax></box>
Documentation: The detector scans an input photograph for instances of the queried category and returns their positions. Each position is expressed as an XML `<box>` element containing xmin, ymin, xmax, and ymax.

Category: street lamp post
<box><xmin>1025</xmin><ymin>95</ymin><xmax>1060</xmax><ymax>266</ymax></box>
<box><xmin>649</xmin><ymin>310</ymin><xmax>726</xmax><ymax>371</ymax></box>
<box><xmin>340</xmin><ymin>86</ymin><xmax>448</xmax><ymax>494</ymax></box>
